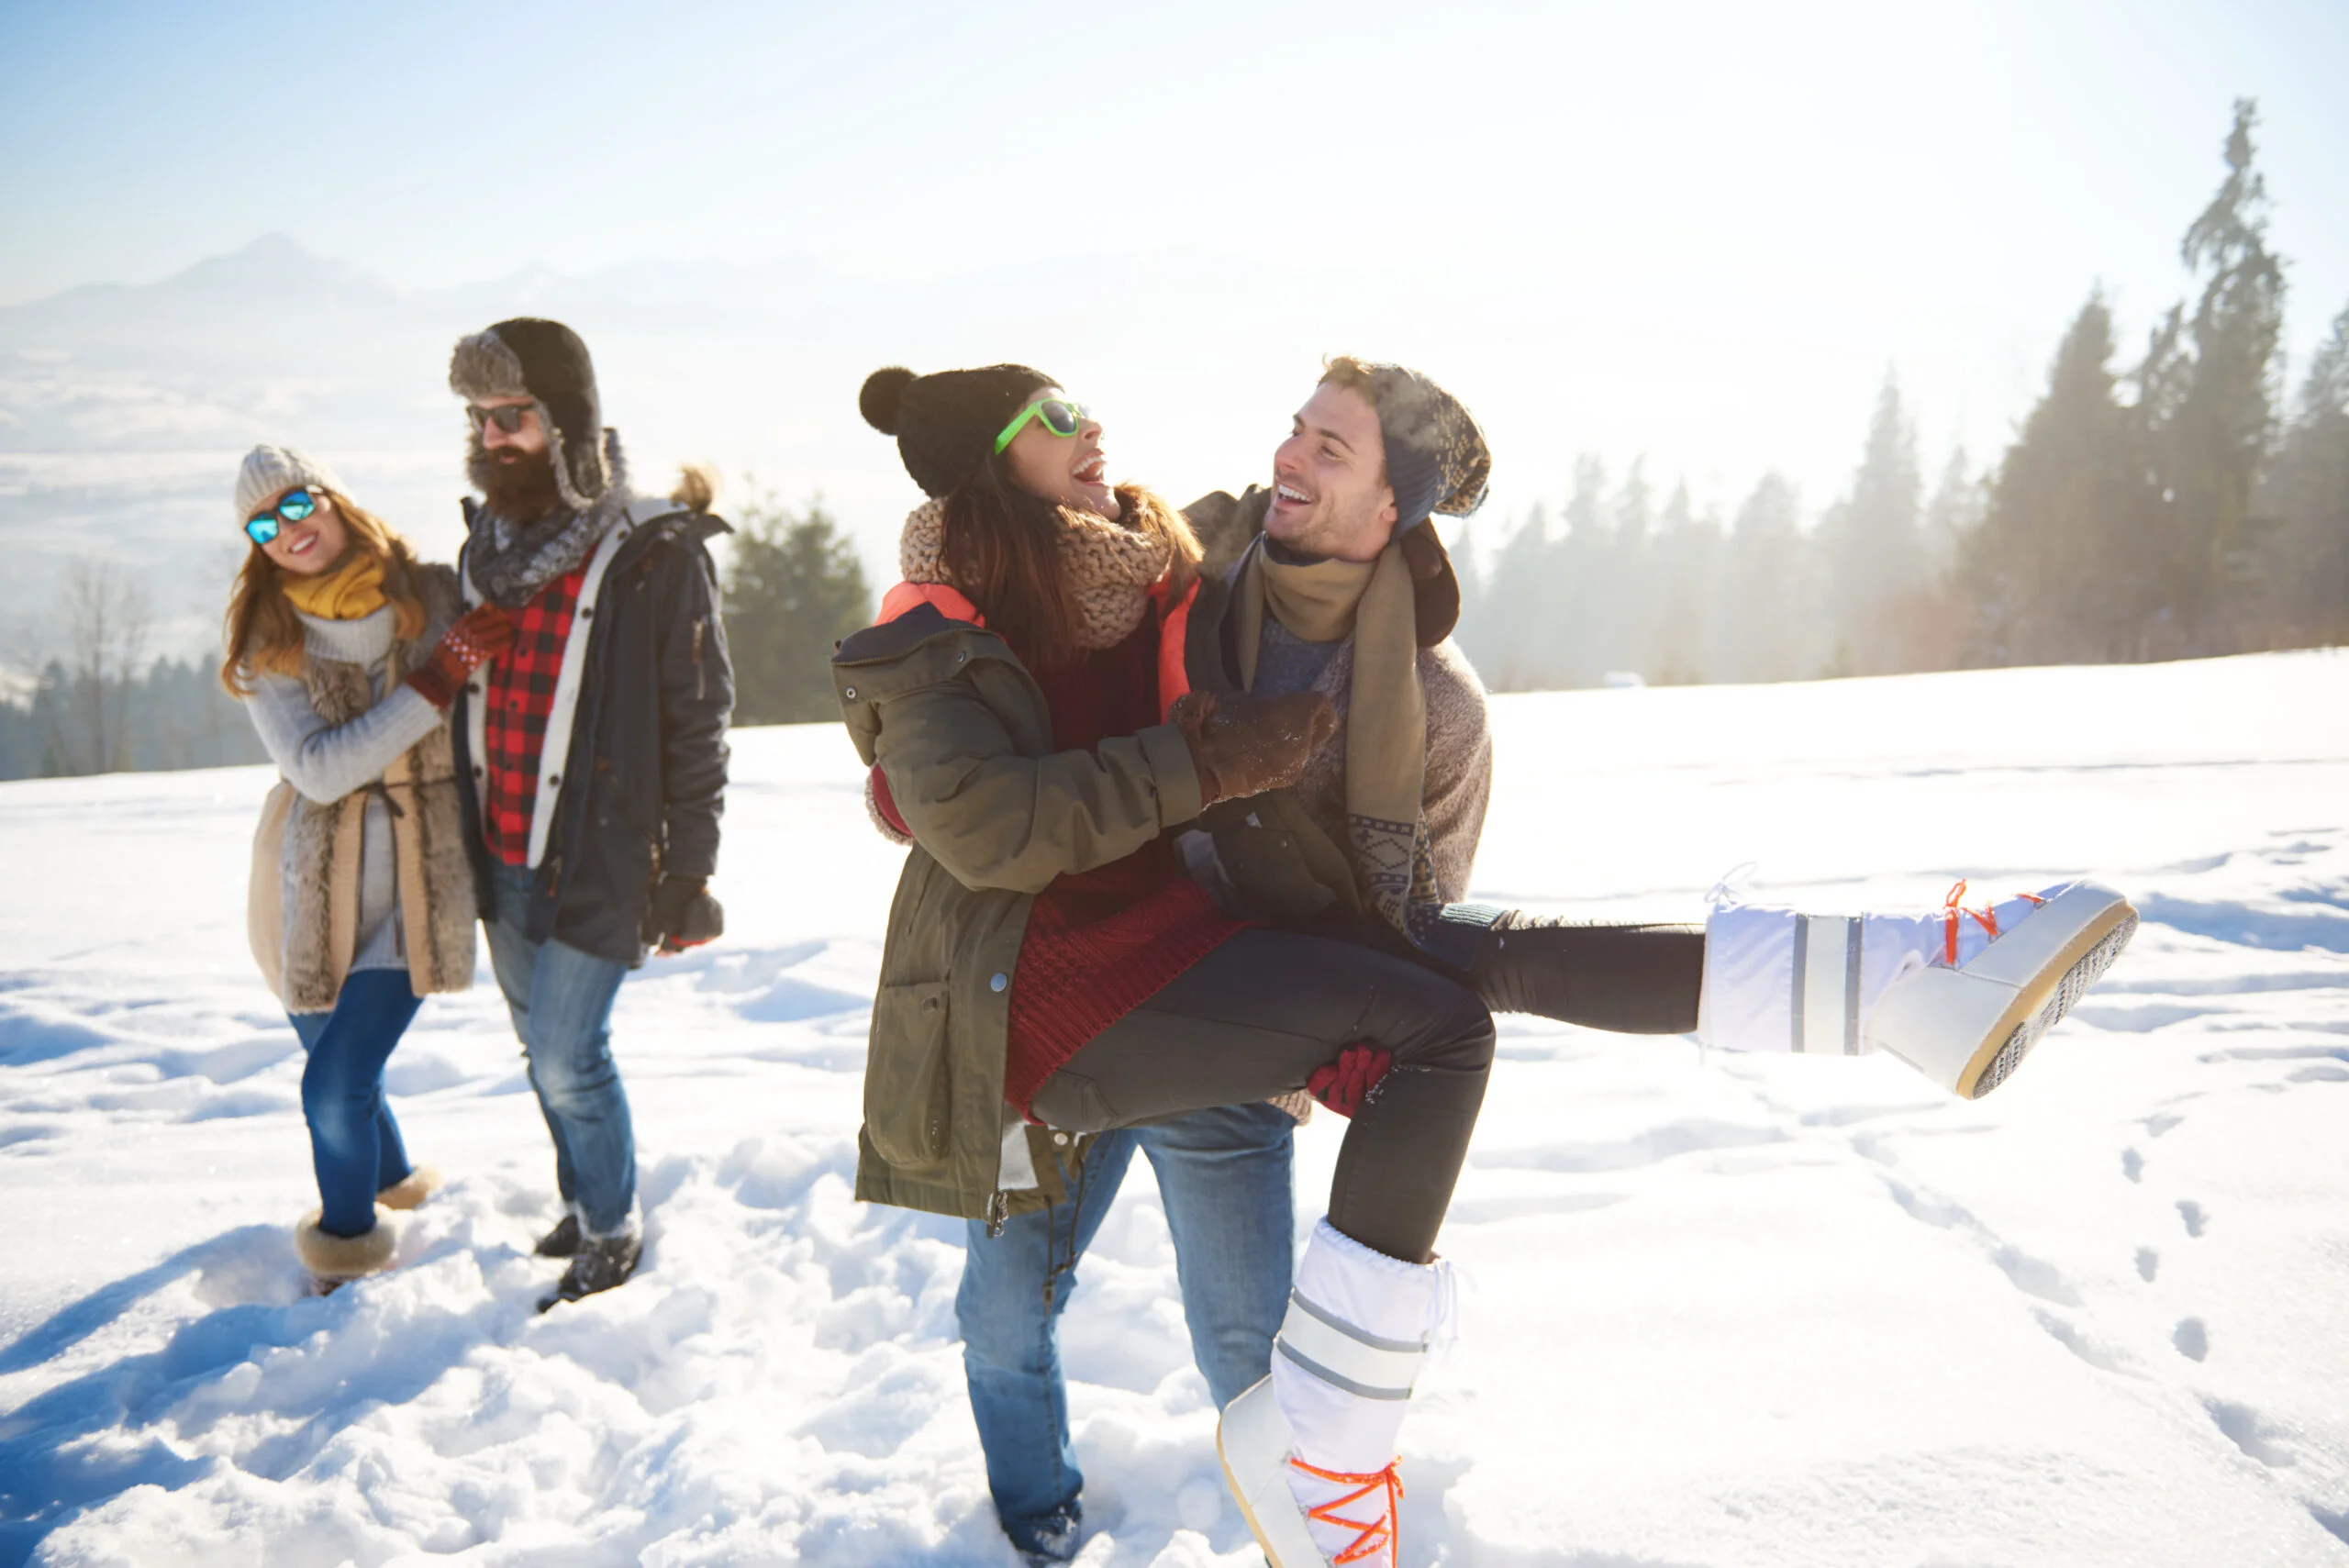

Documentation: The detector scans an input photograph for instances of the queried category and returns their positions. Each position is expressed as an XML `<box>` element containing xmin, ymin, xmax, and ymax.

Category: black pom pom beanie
<box><xmin>861</xmin><ymin>363</ymin><xmax>1053</xmax><ymax>499</ymax></box>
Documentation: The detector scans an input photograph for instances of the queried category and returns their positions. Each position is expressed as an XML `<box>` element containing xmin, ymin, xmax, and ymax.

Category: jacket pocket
<box><xmin>864</xmin><ymin>979</ymin><xmax>953</xmax><ymax>1169</ymax></box>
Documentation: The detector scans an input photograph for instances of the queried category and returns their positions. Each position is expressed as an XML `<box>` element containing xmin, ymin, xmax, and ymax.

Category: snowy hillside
<box><xmin>2</xmin><ymin>652</ymin><xmax>2346</xmax><ymax>1566</ymax></box>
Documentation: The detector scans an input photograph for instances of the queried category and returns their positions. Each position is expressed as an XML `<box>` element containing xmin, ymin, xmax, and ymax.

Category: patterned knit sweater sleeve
<box><xmin>1418</xmin><ymin>639</ymin><xmax>1494</xmax><ymax>902</ymax></box>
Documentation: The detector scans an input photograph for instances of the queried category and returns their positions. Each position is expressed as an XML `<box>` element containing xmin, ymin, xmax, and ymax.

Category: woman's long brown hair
<box><xmin>940</xmin><ymin>454</ymin><xmax>1203</xmax><ymax>671</ymax></box>
<box><xmin>218</xmin><ymin>492</ymin><xmax>428</xmax><ymax>696</ymax></box>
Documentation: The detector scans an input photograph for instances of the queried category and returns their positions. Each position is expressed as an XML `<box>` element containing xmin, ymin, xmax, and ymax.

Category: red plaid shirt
<box><xmin>480</xmin><ymin>567</ymin><xmax>585</xmax><ymax>866</ymax></box>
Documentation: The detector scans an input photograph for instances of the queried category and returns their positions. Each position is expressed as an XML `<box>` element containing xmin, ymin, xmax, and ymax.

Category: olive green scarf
<box><xmin>1232</xmin><ymin>537</ymin><xmax>1433</xmax><ymax>934</ymax></box>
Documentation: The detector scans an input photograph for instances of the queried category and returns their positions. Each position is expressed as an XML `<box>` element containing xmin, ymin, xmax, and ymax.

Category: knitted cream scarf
<box><xmin>897</xmin><ymin>486</ymin><xmax>1174</xmax><ymax>651</ymax></box>
<box><xmin>1233</xmin><ymin>537</ymin><xmax>1431</xmax><ymax>936</ymax></box>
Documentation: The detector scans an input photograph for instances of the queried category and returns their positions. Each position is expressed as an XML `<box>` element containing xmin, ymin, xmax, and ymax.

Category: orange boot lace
<box><xmin>1289</xmin><ymin>1456</ymin><xmax>1405</xmax><ymax>1566</ymax></box>
<box><xmin>1943</xmin><ymin>879</ymin><xmax>1999</xmax><ymax>965</ymax></box>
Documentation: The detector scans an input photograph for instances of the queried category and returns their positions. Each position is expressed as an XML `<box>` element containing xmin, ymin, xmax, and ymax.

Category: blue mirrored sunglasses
<box><xmin>244</xmin><ymin>488</ymin><xmax>317</xmax><ymax>547</ymax></box>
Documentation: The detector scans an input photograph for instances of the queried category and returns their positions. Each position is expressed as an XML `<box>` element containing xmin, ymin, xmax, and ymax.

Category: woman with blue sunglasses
<box><xmin>223</xmin><ymin>444</ymin><xmax>515</xmax><ymax>1291</ymax></box>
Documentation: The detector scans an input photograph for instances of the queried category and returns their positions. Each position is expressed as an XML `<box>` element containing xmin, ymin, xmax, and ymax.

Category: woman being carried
<box><xmin>224</xmin><ymin>445</ymin><xmax>512</xmax><ymax>1291</ymax></box>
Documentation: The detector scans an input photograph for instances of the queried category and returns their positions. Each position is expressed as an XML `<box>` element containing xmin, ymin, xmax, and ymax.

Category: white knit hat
<box><xmin>234</xmin><ymin>444</ymin><xmax>345</xmax><ymax>527</ymax></box>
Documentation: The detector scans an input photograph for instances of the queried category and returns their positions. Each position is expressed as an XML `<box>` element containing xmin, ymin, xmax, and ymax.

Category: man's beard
<box><xmin>483</xmin><ymin>445</ymin><xmax>564</xmax><ymax>522</ymax></box>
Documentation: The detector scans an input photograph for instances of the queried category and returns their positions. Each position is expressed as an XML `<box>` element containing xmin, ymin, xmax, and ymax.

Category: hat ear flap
<box><xmin>539</xmin><ymin>390</ymin><xmax>607</xmax><ymax>507</ymax></box>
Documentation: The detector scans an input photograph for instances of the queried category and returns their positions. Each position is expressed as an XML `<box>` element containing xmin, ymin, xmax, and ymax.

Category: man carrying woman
<box><xmin>840</xmin><ymin>361</ymin><xmax>2137</xmax><ymax>1568</ymax></box>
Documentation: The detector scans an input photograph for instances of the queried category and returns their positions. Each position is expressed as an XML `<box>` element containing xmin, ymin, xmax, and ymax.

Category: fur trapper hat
<box><xmin>1344</xmin><ymin>361</ymin><xmax>1492</xmax><ymax>535</ymax></box>
<box><xmin>236</xmin><ymin>444</ymin><xmax>347</xmax><ymax>526</ymax></box>
<box><xmin>861</xmin><ymin>363</ymin><xmax>1053</xmax><ymax>499</ymax></box>
<box><xmin>449</xmin><ymin>318</ymin><xmax>610</xmax><ymax>510</ymax></box>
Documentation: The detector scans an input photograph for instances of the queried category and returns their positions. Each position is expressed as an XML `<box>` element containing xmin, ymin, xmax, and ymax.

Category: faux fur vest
<box><xmin>248</xmin><ymin>565</ymin><xmax>477</xmax><ymax>1011</ymax></box>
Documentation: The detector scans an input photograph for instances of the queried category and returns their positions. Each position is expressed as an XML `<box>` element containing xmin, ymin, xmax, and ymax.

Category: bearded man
<box><xmin>447</xmin><ymin>317</ymin><xmax>734</xmax><ymax>1309</ymax></box>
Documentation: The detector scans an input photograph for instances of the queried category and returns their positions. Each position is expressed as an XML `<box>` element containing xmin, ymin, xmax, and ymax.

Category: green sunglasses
<box><xmin>993</xmin><ymin>396</ymin><xmax>1088</xmax><ymax>454</ymax></box>
<box><xmin>245</xmin><ymin>488</ymin><xmax>318</xmax><ymax>547</ymax></box>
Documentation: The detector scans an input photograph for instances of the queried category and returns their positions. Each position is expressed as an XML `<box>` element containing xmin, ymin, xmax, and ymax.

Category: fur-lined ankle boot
<box><xmin>1218</xmin><ymin>1218</ymin><xmax>1449</xmax><ymax>1567</ymax></box>
<box><xmin>1701</xmin><ymin>879</ymin><xmax>2138</xmax><ymax>1098</ymax></box>
<box><xmin>295</xmin><ymin>1207</ymin><xmax>398</xmax><ymax>1286</ymax></box>
<box><xmin>375</xmin><ymin>1165</ymin><xmax>443</xmax><ymax>1212</ymax></box>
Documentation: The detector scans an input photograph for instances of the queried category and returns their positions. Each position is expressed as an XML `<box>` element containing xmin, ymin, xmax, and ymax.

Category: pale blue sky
<box><xmin>4</xmin><ymin>0</ymin><xmax>2346</xmax><ymax>541</ymax></box>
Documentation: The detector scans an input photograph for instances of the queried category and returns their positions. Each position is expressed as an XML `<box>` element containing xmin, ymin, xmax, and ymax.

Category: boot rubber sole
<box><xmin>1866</xmin><ymin>882</ymin><xmax>2137</xmax><ymax>1099</ymax></box>
<box><xmin>1219</xmin><ymin>1424</ymin><xmax>1284</xmax><ymax>1565</ymax></box>
<box><xmin>1955</xmin><ymin>904</ymin><xmax>2138</xmax><ymax>1098</ymax></box>
<box><xmin>1217</xmin><ymin>1375</ymin><xmax>1330</xmax><ymax>1566</ymax></box>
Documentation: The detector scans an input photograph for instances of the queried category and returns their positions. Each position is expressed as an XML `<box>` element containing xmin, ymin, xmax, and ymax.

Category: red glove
<box><xmin>404</xmin><ymin>606</ymin><xmax>517</xmax><ymax>708</ymax></box>
<box><xmin>1307</xmin><ymin>1043</ymin><xmax>1393</xmax><ymax>1118</ymax></box>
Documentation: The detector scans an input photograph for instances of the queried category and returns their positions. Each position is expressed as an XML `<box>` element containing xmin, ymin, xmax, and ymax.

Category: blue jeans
<box><xmin>484</xmin><ymin>862</ymin><xmax>636</xmax><ymax>1237</ymax></box>
<box><xmin>957</xmin><ymin>1102</ymin><xmax>1296</xmax><ymax>1544</ymax></box>
<box><xmin>292</xmin><ymin>969</ymin><xmax>424</xmax><ymax>1237</ymax></box>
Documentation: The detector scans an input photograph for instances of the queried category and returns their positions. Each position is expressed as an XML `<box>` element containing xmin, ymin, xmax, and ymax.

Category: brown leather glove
<box><xmin>404</xmin><ymin>606</ymin><xmax>517</xmax><ymax>708</ymax></box>
<box><xmin>1167</xmin><ymin>688</ymin><xmax>1338</xmax><ymax>806</ymax></box>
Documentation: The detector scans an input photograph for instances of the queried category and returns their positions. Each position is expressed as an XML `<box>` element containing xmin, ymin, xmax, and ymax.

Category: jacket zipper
<box><xmin>691</xmin><ymin>617</ymin><xmax>707</xmax><ymax>701</ymax></box>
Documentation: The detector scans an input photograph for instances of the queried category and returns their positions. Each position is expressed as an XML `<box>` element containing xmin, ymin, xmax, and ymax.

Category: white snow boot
<box><xmin>1218</xmin><ymin>1218</ymin><xmax>1449</xmax><ymax>1567</ymax></box>
<box><xmin>1700</xmin><ymin>878</ymin><xmax>2138</xmax><ymax>1098</ymax></box>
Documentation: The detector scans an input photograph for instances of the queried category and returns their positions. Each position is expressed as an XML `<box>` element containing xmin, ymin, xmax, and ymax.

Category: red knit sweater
<box><xmin>1000</xmin><ymin>618</ymin><xmax>1248</xmax><ymax>1115</ymax></box>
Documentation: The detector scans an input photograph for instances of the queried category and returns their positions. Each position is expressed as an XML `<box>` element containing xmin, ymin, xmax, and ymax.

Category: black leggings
<box><xmin>1464</xmin><ymin>913</ymin><xmax>1705</xmax><ymax>1034</ymax></box>
<box><xmin>1029</xmin><ymin>929</ymin><xmax>1495</xmax><ymax>1265</ymax></box>
<box><xmin>1308</xmin><ymin>904</ymin><xmax>1707</xmax><ymax>1035</ymax></box>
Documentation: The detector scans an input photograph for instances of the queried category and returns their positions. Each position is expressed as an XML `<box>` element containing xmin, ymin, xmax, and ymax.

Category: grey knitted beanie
<box><xmin>235</xmin><ymin>444</ymin><xmax>346</xmax><ymax>526</ymax></box>
<box><xmin>1345</xmin><ymin>362</ymin><xmax>1491</xmax><ymax>535</ymax></box>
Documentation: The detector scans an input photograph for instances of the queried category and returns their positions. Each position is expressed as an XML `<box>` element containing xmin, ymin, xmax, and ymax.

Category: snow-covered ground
<box><xmin>3</xmin><ymin>651</ymin><xmax>2346</xmax><ymax>1567</ymax></box>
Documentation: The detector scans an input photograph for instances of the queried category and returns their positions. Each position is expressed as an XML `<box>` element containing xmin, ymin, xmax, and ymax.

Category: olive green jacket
<box><xmin>832</xmin><ymin>585</ymin><xmax>1220</xmax><ymax>1224</ymax></box>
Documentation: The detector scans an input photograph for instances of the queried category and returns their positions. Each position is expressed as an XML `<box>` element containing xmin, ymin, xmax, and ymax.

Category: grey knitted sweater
<box><xmin>243</xmin><ymin>607</ymin><xmax>448</xmax><ymax>984</ymax></box>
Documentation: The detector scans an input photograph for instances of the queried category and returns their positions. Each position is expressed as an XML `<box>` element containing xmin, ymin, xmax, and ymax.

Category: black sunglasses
<box><xmin>245</xmin><ymin>489</ymin><xmax>318</xmax><ymax>547</ymax></box>
<box><xmin>465</xmin><ymin>404</ymin><xmax>531</xmax><ymax>434</ymax></box>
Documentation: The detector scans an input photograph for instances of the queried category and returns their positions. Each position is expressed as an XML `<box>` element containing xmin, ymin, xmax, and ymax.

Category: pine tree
<box><xmin>2256</xmin><ymin>301</ymin><xmax>2349</xmax><ymax>643</ymax></box>
<box><xmin>1962</xmin><ymin>294</ymin><xmax>2157</xmax><ymax>664</ymax></box>
<box><xmin>2154</xmin><ymin>97</ymin><xmax>2287</xmax><ymax>651</ymax></box>
<box><xmin>722</xmin><ymin>491</ymin><xmax>874</xmax><ymax>725</ymax></box>
<box><xmin>1920</xmin><ymin>447</ymin><xmax>1981</xmax><ymax>579</ymax></box>
<box><xmin>1550</xmin><ymin>455</ymin><xmax>1609</xmax><ymax>686</ymax></box>
<box><xmin>1651</xmin><ymin>479</ymin><xmax>1720</xmax><ymax>684</ymax></box>
<box><xmin>1819</xmin><ymin>373</ymin><xmax>1923</xmax><ymax>672</ymax></box>
<box><xmin>1472</xmin><ymin>502</ymin><xmax>1551</xmax><ymax>690</ymax></box>
<box><xmin>1606</xmin><ymin>458</ymin><xmax>1657</xmax><ymax>681</ymax></box>
<box><xmin>1714</xmin><ymin>473</ymin><xmax>1810</xmax><ymax>682</ymax></box>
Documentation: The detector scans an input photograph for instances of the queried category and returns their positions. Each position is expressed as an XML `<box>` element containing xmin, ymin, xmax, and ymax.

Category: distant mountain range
<box><xmin>0</xmin><ymin>233</ymin><xmax>1338</xmax><ymax>664</ymax></box>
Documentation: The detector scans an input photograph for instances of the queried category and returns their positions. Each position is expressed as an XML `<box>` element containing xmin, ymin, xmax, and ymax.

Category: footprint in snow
<box><xmin>2174</xmin><ymin>1318</ymin><xmax>2209</xmax><ymax>1361</ymax></box>
<box><xmin>2136</xmin><ymin>1247</ymin><xmax>2159</xmax><ymax>1283</ymax></box>
<box><xmin>2178</xmin><ymin>1199</ymin><xmax>2208</xmax><ymax>1238</ymax></box>
<box><xmin>2121</xmin><ymin>1147</ymin><xmax>2143</xmax><ymax>1183</ymax></box>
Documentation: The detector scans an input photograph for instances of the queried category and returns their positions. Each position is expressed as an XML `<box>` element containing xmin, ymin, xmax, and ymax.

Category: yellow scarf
<box><xmin>283</xmin><ymin>550</ymin><xmax>388</xmax><ymax>621</ymax></box>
